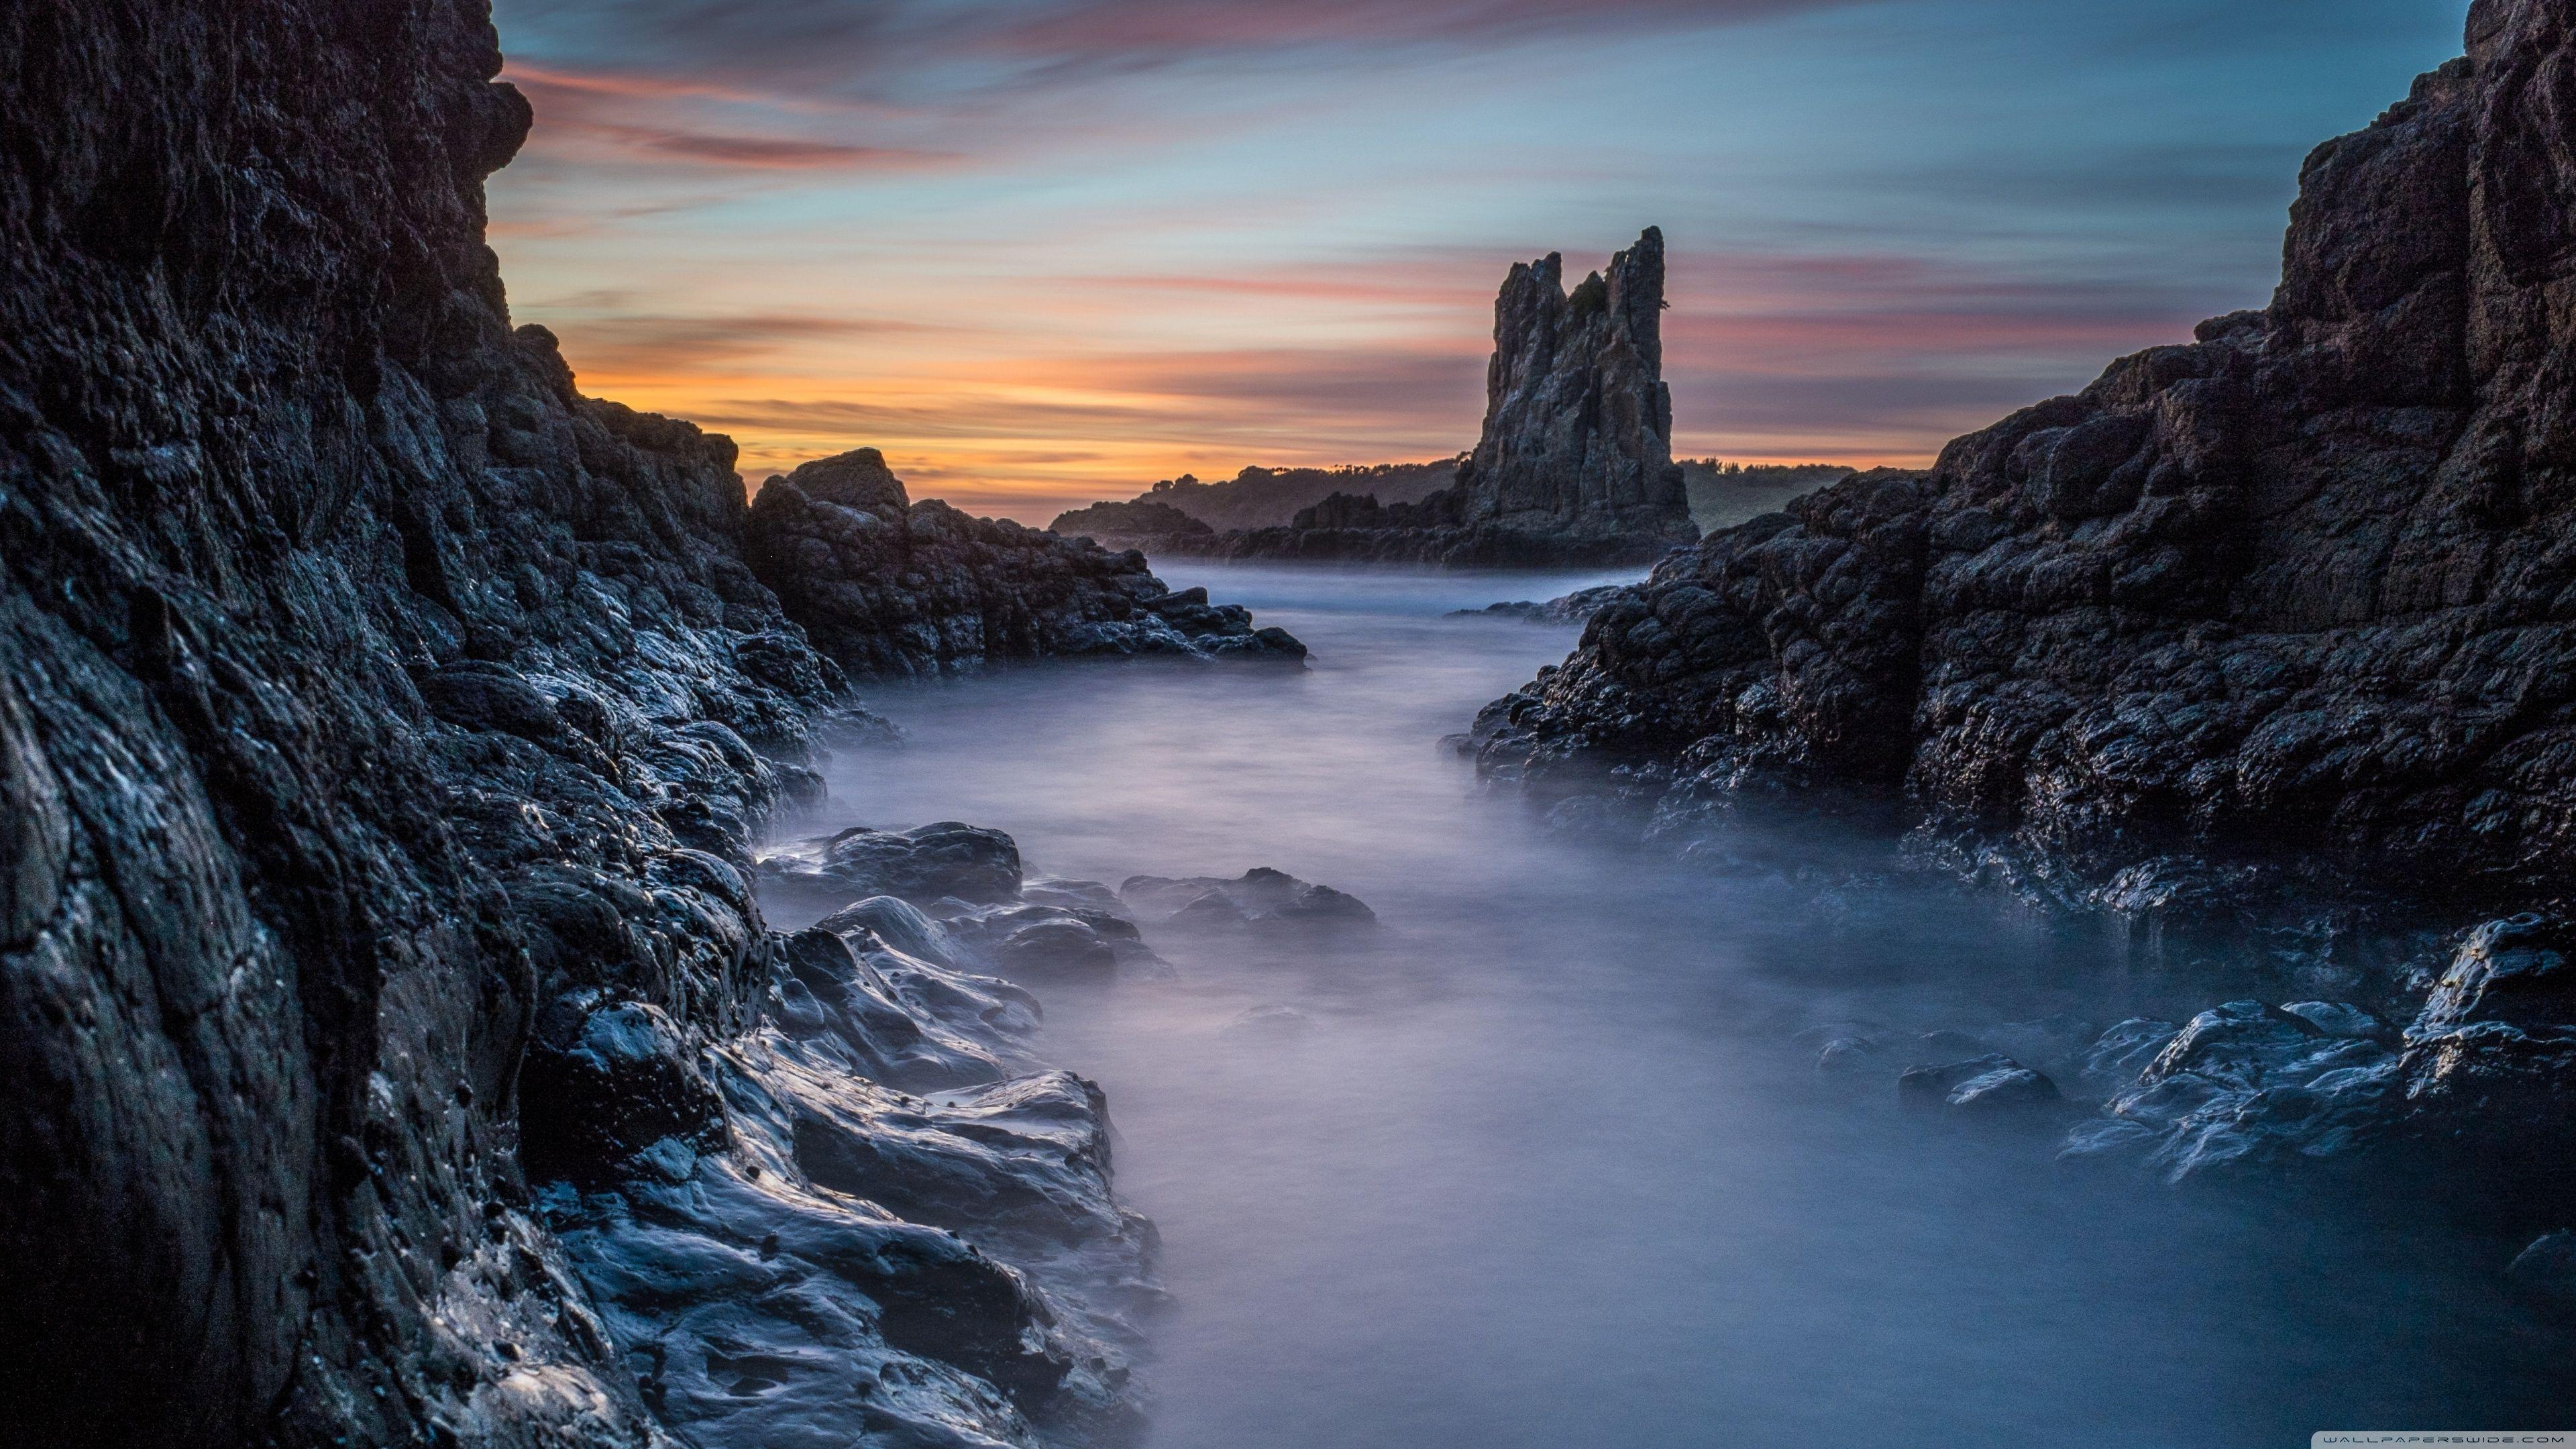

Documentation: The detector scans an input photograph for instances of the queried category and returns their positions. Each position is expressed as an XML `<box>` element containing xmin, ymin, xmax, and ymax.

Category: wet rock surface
<box><xmin>547</xmin><ymin>874</ymin><xmax>1161</xmax><ymax>1449</ymax></box>
<box><xmin>749</xmin><ymin>449</ymin><xmax>1305</xmax><ymax>674</ymax></box>
<box><xmin>2035</xmin><ymin>912</ymin><xmax>2576</xmax><ymax>1184</ymax></box>
<box><xmin>762</xmin><ymin>820</ymin><xmax>1030</xmax><ymax>907</ymax></box>
<box><xmin>0</xmin><ymin>4</ymin><xmax>1215</xmax><ymax>1444</ymax></box>
<box><xmin>2510</xmin><ymin>1230</ymin><xmax>2576</xmax><ymax>1309</ymax></box>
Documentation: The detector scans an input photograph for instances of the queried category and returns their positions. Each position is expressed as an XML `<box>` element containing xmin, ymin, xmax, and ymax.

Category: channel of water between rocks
<box><xmin>758</xmin><ymin>561</ymin><xmax>2569</xmax><ymax>1448</ymax></box>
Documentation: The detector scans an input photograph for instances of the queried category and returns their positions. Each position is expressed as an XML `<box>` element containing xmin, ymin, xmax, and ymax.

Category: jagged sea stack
<box><xmin>1128</xmin><ymin>229</ymin><xmax>1701</xmax><ymax>566</ymax></box>
<box><xmin>1452</xmin><ymin>226</ymin><xmax>1697</xmax><ymax>545</ymax></box>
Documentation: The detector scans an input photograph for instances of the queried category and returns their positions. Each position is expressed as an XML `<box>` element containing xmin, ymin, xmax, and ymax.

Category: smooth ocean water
<box><xmin>768</xmin><ymin>561</ymin><xmax>2566</xmax><ymax>1449</ymax></box>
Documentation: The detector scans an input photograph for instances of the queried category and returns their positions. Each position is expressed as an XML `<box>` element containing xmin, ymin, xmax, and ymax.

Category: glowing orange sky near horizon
<box><xmin>486</xmin><ymin>0</ymin><xmax>2472</xmax><ymax>525</ymax></box>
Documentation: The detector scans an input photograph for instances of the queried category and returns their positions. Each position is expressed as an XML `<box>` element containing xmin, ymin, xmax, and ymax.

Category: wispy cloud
<box><xmin>584</xmin><ymin>125</ymin><xmax>955</xmax><ymax>169</ymax></box>
<box><xmin>546</xmin><ymin>313</ymin><xmax>948</xmax><ymax>379</ymax></box>
<box><xmin>485</xmin><ymin>0</ymin><xmax>2473</xmax><ymax>519</ymax></box>
<box><xmin>504</xmin><ymin>63</ymin><xmax>961</xmax><ymax>172</ymax></box>
<box><xmin>498</xmin><ymin>0</ymin><xmax>1868</xmax><ymax>91</ymax></box>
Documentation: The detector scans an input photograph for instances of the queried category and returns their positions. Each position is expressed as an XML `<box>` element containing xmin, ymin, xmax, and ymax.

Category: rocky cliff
<box><xmin>1142</xmin><ymin>231</ymin><xmax>1700</xmax><ymax>568</ymax></box>
<box><xmin>0</xmin><ymin>3</ymin><xmax>1275</xmax><ymax>1446</ymax></box>
<box><xmin>1477</xmin><ymin>1</ymin><xmax>2576</xmax><ymax>898</ymax></box>
<box><xmin>1467</xmin><ymin>0</ymin><xmax>2576</xmax><ymax>1173</ymax></box>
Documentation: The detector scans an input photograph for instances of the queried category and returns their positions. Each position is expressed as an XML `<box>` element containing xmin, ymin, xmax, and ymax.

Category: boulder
<box><xmin>773</xmin><ymin>821</ymin><xmax>1026</xmax><ymax>904</ymax></box>
<box><xmin>1119</xmin><ymin>867</ymin><xmax>1377</xmax><ymax>931</ymax></box>
<box><xmin>1897</xmin><ymin>1054</ymin><xmax>2028</xmax><ymax>1108</ymax></box>
<box><xmin>1944</xmin><ymin>1065</ymin><xmax>2061</xmax><ymax>1115</ymax></box>
<box><xmin>1223</xmin><ymin>1004</ymin><xmax>1318</xmax><ymax>1039</ymax></box>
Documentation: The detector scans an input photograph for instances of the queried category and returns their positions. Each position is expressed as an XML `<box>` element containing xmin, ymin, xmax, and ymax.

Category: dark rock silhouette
<box><xmin>1051</xmin><ymin>458</ymin><xmax>1464</xmax><ymax>541</ymax></box>
<box><xmin>1046</xmin><ymin>496</ymin><xmax>1219</xmax><ymax>550</ymax></box>
<box><xmin>750</xmin><ymin>449</ymin><xmax>1304</xmax><ymax>674</ymax></box>
<box><xmin>1117</xmin><ymin>231</ymin><xmax>1699</xmax><ymax>568</ymax></box>
<box><xmin>1454</xmin><ymin>226</ymin><xmax>1697</xmax><ymax>543</ymax></box>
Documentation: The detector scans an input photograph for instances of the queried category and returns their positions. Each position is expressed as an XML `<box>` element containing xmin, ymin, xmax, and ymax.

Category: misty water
<box><xmin>766</xmin><ymin>563</ymin><xmax>2564</xmax><ymax>1447</ymax></box>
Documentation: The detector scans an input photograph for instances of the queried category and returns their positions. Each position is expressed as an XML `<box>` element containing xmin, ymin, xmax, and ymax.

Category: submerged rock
<box><xmin>1449</xmin><ymin>585</ymin><xmax>1631</xmax><ymax>625</ymax></box>
<box><xmin>939</xmin><ymin>898</ymin><xmax>1170</xmax><ymax>981</ymax></box>
<box><xmin>2083</xmin><ymin>1018</ymin><xmax>2182</xmax><ymax>1087</ymax></box>
<box><xmin>1224</xmin><ymin>1004</ymin><xmax>1318</xmax><ymax>1039</ymax></box>
<box><xmin>2058</xmin><ymin>914</ymin><xmax>2576</xmax><ymax>1185</ymax></box>
<box><xmin>1894</xmin><ymin>1052</ymin><xmax>2061</xmax><ymax>1116</ymax></box>
<box><xmin>1814</xmin><ymin>1036</ymin><xmax>1882</xmax><ymax>1075</ymax></box>
<box><xmin>1120</xmin><ymin>867</ymin><xmax>1378</xmax><ymax>931</ymax></box>
<box><xmin>2508</xmin><ymin>1230</ymin><xmax>2576</xmax><ymax>1311</ymax></box>
<box><xmin>1945</xmin><ymin>1065</ymin><xmax>2061</xmax><ymax>1115</ymax></box>
<box><xmin>2065</xmin><ymin>997</ymin><xmax>2404</xmax><ymax>1182</ymax></box>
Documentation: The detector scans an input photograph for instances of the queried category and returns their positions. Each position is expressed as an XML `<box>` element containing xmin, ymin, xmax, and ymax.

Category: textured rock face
<box><xmin>1152</xmin><ymin>231</ymin><xmax>1699</xmax><ymax>568</ymax></box>
<box><xmin>0</xmin><ymin>5</ymin><xmax>1172</xmax><ymax>1446</ymax></box>
<box><xmin>1454</xmin><ymin>226</ymin><xmax>1696</xmax><ymax>542</ymax></box>
<box><xmin>1474</xmin><ymin>3</ymin><xmax>2576</xmax><ymax>900</ymax></box>
<box><xmin>751</xmin><ymin>448</ymin><xmax>1305</xmax><ymax>674</ymax></box>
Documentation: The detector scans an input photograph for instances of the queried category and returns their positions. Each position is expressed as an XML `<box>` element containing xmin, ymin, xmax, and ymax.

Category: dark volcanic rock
<box><xmin>2061</xmin><ymin>989</ymin><xmax>2400</xmax><ymax>1185</ymax></box>
<box><xmin>519</xmin><ymin>993</ymin><xmax>731</xmax><ymax>1184</ymax></box>
<box><xmin>821</xmin><ymin>821</ymin><xmax>1026</xmax><ymax>904</ymax></box>
<box><xmin>0</xmin><ymin>5</ymin><xmax>1147</xmax><ymax>1446</ymax></box>
<box><xmin>1472</xmin><ymin>5</ymin><xmax>2576</xmax><ymax>904</ymax></box>
<box><xmin>1944</xmin><ymin>1064</ymin><xmax>2061</xmax><ymax>1115</ymax></box>
<box><xmin>1457</xmin><ymin>227</ymin><xmax>1699</xmax><ymax>544</ymax></box>
<box><xmin>2392</xmin><ymin>912</ymin><xmax>2576</xmax><ymax>1149</ymax></box>
<box><xmin>748</xmin><ymin>447</ymin><xmax>1304</xmax><ymax>674</ymax></box>
<box><xmin>1184</xmin><ymin>231</ymin><xmax>1700</xmax><ymax>568</ymax></box>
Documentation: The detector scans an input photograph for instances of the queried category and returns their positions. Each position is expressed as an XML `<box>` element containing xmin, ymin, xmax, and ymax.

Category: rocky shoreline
<box><xmin>0</xmin><ymin>5</ymin><xmax>1295</xmax><ymax>1444</ymax></box>
<box><xmin>1461</xmin><ymin>0</ymin><xmax>2576</xmax><ymax>1265</ymax></box>
<box><xmin>9</xmin><ymin>1</ymin><xmax>2576</xmax><ymax>1445</ymax></box>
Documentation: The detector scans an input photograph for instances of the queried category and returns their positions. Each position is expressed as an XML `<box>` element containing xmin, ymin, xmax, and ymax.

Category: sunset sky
<box><xmin>487</xmin><ymin>0</ymin><xmax>2473</xmax><ymax>523</ymax></box>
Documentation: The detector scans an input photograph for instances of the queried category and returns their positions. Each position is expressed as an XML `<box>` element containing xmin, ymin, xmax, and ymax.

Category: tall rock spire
<box><xmin>1454</xmin><ymin>227</ymin><xmax>1697</xmax><ymax>543</ymax></box>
